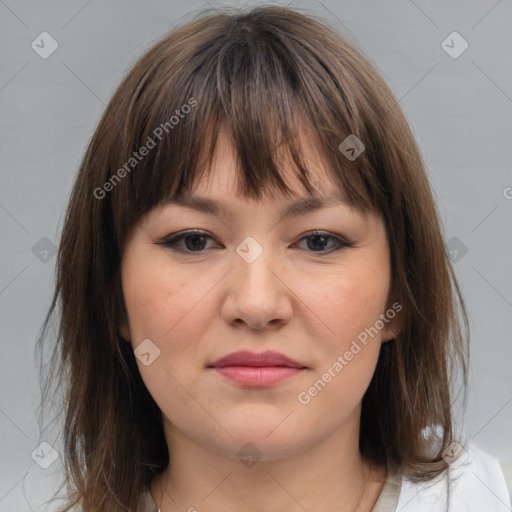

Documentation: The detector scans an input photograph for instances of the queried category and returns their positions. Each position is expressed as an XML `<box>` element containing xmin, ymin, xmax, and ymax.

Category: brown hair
<box><xmin>36</xmin><ymin>4</ymin><xmax>470</xmax><ymax>511</ymax></box>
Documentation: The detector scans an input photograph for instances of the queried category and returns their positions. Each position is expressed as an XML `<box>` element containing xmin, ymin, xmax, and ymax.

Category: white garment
<box><xmin>393</xmin><ymin>442</ymin><xmax>511</xmax><ymax>512</ymax></box>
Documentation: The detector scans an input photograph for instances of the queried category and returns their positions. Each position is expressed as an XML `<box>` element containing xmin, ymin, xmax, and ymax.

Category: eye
<box><xmin>294</xmin><ymin>230</ymin><xmax>352</xmax><ymax>253</ymax></box>
<box><xmin>157</xmin><ymin>229</ymin><xmax>352</xmax><ymax>255</ymax></box>
<box><xmin>157</xmin><ymin>230</ymin><xmax>219</xmax><ymax>253</ymax></box>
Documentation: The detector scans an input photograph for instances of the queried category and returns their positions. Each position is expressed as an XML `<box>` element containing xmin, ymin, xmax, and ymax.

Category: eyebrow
<box><xmin>162</xmin><ymin>194</ymin><xmax>349</xmax><ymax>219</ymax></box>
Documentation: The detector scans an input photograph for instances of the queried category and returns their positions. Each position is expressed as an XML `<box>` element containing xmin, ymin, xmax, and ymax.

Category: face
<box><xmin>119</xmin><ymin>127</ymin><xmax>400</xmax><ymax>462</ymax></box>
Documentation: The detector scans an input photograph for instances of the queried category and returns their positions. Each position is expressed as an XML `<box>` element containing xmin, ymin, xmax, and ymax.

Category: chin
<box><xmin>212</xmin><ymin>436</ymin><xmax>307</xmax><ymax>464</ymax></box>
<box><xmin>215</xmin><ymin>421</ymin><xmax>308</xmax><ymax>458</ymax></box>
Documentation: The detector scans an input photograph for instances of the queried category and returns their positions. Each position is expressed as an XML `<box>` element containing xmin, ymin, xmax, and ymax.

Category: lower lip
<box><xmin>211</xmin><ymin>366</ymin><xmax>304</xmax><ymax>386</ymax></box>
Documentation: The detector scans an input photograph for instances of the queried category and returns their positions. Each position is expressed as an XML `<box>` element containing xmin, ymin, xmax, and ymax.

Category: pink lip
<box><xmin>209</xmin><ymin>350</ymin><xmax>305</xmax><ymax>369</ymax></box>
<box><xmin>208</xmin><ymin>350</ymin><xmax>307</xmax><ymax>387</ymax></box>
<box><xmin>212</xmin><ymin>366</ymin><xmax>304</xmax><ymax>386</ymax></box>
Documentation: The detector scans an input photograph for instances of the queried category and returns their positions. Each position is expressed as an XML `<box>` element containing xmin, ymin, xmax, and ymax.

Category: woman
<box><xmin>36</xmin><ymin>5</ymin><xmax>510</xmax><ymax>511</ymax></box>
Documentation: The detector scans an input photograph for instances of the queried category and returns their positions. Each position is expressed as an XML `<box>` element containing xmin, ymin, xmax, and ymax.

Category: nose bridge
<box><xmin>234</xmin><ymin>234</ymin><xmax>277</xmax><ymax>290</ymax></box>
<box><xmin>223</xmin><ymin>234</ymin><xmax>291</xmax><ymax>328</ymax></box>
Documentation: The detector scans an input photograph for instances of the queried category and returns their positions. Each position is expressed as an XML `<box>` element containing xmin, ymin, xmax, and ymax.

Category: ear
<box><xmin>380</xmin><ymin>302</ymin><xmax>404</xmax><ymax>343</ymax></box>
<box><xmin>119</xmin><ymin>321</ymin><xmax>131</xmax><ymax>342</ymax></box>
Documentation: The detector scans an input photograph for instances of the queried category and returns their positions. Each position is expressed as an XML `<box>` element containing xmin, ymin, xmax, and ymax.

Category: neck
<box><xmin>151</xmin><ymin>410</ymin><xmax>387</xmax><ymax>512</ymax></box>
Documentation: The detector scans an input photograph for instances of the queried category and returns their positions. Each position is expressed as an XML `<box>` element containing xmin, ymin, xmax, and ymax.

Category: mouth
<box><xmin>207</xmin><ymin>350</ymin><xmax>308</xmax><ymax>387</ymax></box>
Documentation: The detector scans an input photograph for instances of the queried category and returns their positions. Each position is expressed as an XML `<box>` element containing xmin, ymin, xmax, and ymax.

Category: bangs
<box><xmin>107</xmin><ymin>8</ymin><xmax>388</xmax><ymax>251</ymax></box>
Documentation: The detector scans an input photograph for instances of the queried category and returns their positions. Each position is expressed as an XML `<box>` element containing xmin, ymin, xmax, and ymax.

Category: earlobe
<box><xmin>381</xmin><ymin>305</ymin><xmax>404</xmax><ymax>343</ymax></box>
<box><xmin>381</xmin><ymin>327</ymin><xmax>399</xmax><ymax>343</ymax></box>
<box><xmin>119</xmin><ymin>322</ymin><xmax>131</xmax><ymax>342</ymax></box>
<box><xmin>382</xmin><ymin>328</ymin><xmax>399</xmax><ymax>343</ymax></box>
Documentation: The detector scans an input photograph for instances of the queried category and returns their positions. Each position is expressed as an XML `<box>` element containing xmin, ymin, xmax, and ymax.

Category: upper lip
<box><xmin>208</xmin><ymin>350</ymin><xmax>306</xmax><ymax>369</ymax></box>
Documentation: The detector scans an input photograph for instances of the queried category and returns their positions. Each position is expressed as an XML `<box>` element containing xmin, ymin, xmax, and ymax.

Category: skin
<box><xmin>120</xmin><ymin>126</ymin><xmax>402</xmax><ymax>512</ymax></box>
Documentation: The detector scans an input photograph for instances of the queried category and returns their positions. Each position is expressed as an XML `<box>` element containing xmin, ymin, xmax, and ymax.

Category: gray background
<box><xmin>1</xmin><ymin>0</ymin><xmax>511</xmax><ymax>510</ymax></box>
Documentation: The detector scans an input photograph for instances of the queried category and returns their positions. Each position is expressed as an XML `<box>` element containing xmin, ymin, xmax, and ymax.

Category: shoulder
<box><xmin>396</xmin><ymin>441</ymin><xmax>512</xmax><ymax>511</ymax></box>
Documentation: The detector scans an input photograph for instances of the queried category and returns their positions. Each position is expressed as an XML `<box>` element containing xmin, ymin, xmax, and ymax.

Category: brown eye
<box><xmin>158</xmin><ymin>230</ymin><xmax>219</xmax><ymax>253</ymax></box>
<box><xmin>295</xmin><ymin>231</ymin><xmax>352</xmax><ymax>254</ymax></box>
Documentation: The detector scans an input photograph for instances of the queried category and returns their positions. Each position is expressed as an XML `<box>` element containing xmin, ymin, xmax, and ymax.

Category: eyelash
<box><xmin>157</xmin><ymin>229</ymin><xmax>354</xmax><ymax>255</ymax></box>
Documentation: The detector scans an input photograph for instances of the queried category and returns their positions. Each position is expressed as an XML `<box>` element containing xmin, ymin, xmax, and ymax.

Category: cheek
<box><xmin>122</xmin><ymin>255</ymin><xmax>211</xmax><ymax>345</ymax></box>
<box><xmin>296</xmin><ymin>261</ymin><xmax>390</xmax><ymax>400</ymax></box>
<box><xmin>294</xmin><ymin>314</ymin><xmax>381</xmax><ymax>428</ymax></box>
<box><xmin>303</xmin><ymin>263</ymin><xmax>391</xmax><ymax>348</ymax></box>
<box><xmin>121</xmin><ymin>258</ymin><xmax>217</xmax><ymax>402</ymax></box>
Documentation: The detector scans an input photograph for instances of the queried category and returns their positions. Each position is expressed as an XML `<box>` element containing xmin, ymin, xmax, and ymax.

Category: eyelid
<box><xmin>156</xmin><ymin>229</ymin><xmax>219</xmax><ymax>249</ymax></box>
<box><xmin>301</xmin><ymin>229</ymin><xmax>352</xmax><ymax>245</ymax></box>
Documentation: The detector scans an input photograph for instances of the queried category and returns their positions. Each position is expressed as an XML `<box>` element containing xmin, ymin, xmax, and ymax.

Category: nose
<box><xmin>220</xmin><ymin>240</ymin><xmax>293</xmax><ymax>330</ymax></box>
